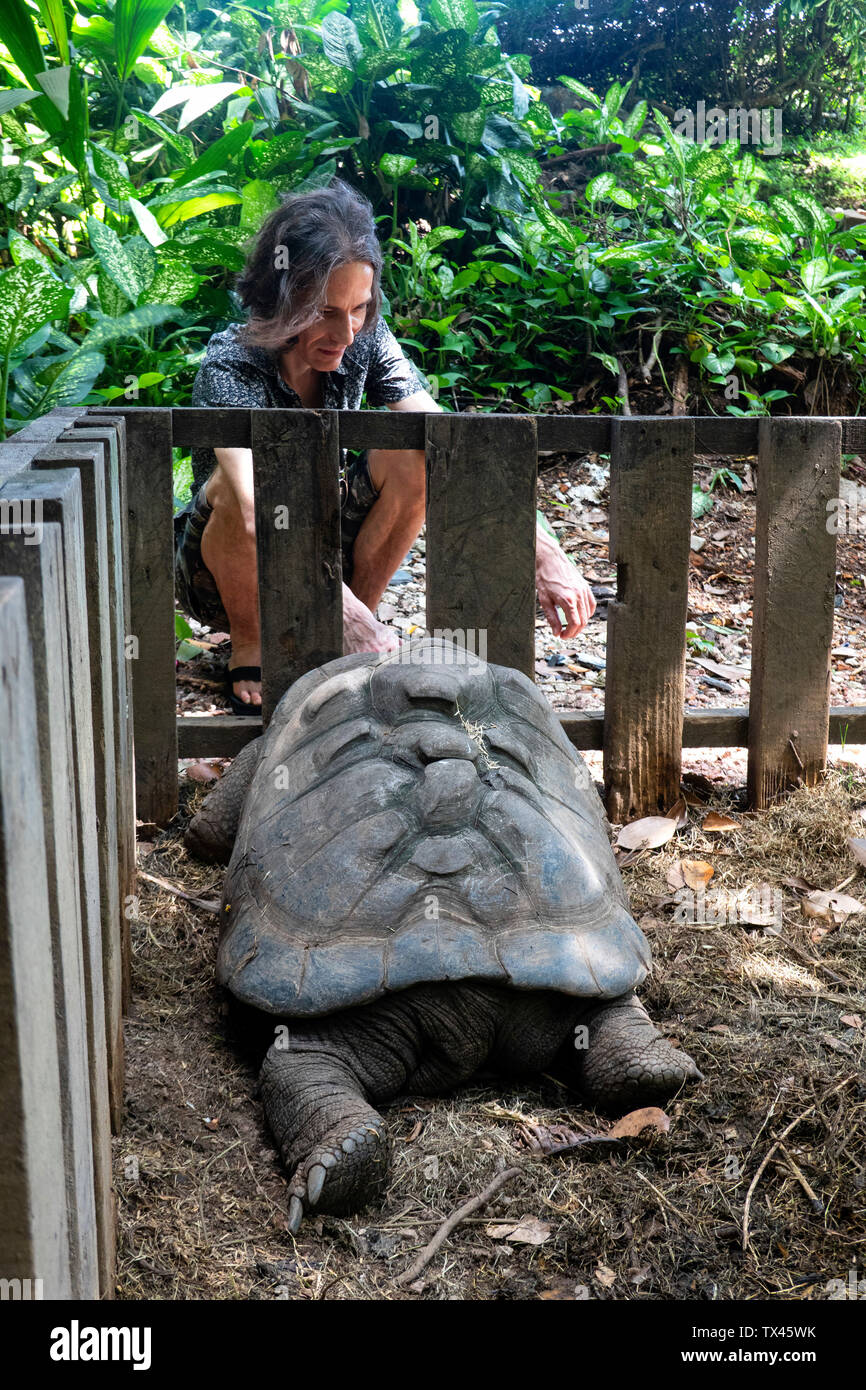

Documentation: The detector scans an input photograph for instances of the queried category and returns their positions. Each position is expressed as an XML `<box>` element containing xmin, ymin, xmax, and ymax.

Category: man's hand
<box><xmin>535</xmin><ymin>518</ymin><xmax>596</xmax><ymax>639</ymax></box>
<box><xmin>342</xmin><ymin>583</ymin><xmax>401</xmax><ymax>655</ymax></box>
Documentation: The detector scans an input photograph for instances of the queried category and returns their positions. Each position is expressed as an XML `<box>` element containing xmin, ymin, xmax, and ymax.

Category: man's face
<box><xmin>292</xmin><ymin>260</ymin><xmax>374</xmax><ymax>370</ymax></box>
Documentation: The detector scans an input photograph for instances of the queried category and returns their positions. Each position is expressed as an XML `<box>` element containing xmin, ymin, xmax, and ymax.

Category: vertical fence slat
<box><xmin>748</xmin><ymin>418</ymin><xmax>842</xmax><ymax>809</ymax></box>
<box><xmin>0</xmin><ymin>576</ymin><xmax>72</xmax><ymax>1299</ymax></box>
<box><xmin>0</xmin><ymin>529</ymin><xmax>94</xmax><ymax>1295</ymax></box>
<box><xmin>425</xmin><ymin>414</ymin><xmax>537</xmax><ymax>676</ymax></box>
<box><xmin>30</xmin><ymin>441</ymin><xmax>124</xmax><ymax>1136</ymax></box>
<box><xmin>604</xmin><ymin>417</ymin><xmax>695</xmax><ymax>823</ymax></box>
<box><xmin>67</xmin><ymin>421</ymin><xmax>136</xmax><ymax>1010</ymax></box>
<box><xmin>124</xmin><ymin>410</ymin><xmax>177</xmax><ymax>823</ymax></box>
<box><xmin>251</xmin><ymin>408</ymin><xmax>342</xmax><ymax>724</ymax></box>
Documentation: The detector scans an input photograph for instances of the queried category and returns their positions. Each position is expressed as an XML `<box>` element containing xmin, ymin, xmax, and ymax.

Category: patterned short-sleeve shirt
<box><xmin>190</xmin><ymin>315</ymin><xmax>428</xmax><ymax>491</ymax></box>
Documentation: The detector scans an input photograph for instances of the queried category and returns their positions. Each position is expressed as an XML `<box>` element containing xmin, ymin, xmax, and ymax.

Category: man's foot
<box><xmin>228</xmin><ymin>642</ymin><xmax>262</xmax><ymax>708</ymax></box>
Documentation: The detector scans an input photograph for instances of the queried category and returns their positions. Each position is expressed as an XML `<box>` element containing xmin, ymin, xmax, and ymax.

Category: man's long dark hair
<box><xmin>237</xmin><ymin>178</ymin><xmax>383</xmax><ymax>350</ymax></box>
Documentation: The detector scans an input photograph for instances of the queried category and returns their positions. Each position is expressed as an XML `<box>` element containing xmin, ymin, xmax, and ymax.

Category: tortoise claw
<box><xmin>306</xmin><ymin>1163</ymin><xmax>326</xmax><ymax>1205</ymax></box>
<box><xmin>288</xmin><ymin>1195</ymin><xmax>304</xmax><ymax>1235</ymax></box>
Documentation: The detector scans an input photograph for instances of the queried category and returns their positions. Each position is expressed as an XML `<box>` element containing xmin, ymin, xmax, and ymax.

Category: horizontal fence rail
<box><xmin>85</xmin><ymin>405</ymin><xmax>864</xmax><ymax>829</ymax></box>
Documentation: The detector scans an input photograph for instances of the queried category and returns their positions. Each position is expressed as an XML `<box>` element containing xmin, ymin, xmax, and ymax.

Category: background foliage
<box><xmin>2</xmin><ymin>0</ymin><xmax>866</xmax><ymax>447</ymax></box>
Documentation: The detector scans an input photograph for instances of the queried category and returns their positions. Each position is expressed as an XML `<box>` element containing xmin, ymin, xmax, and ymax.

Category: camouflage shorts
<box><xmin>173</xmin><ymin>451</ymin><xmax>380</xmax><ymax>631</ymax></box>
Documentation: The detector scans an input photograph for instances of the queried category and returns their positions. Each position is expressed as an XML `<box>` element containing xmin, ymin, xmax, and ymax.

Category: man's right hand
<box><xmin>342</xmin><ymin>583</ymin><xmax>401</xmax><ymax>655</ymax></box>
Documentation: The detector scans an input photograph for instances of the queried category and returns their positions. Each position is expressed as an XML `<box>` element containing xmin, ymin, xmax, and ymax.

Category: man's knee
<box><xmin>203</xmin><ymin>472</ymin><xmax>256</xmax><ymax>544</ymax></box>
<box><xmin>367</xmin><ymin>447</ymin><xmax>426</xmax><ymax>506</ymax></box>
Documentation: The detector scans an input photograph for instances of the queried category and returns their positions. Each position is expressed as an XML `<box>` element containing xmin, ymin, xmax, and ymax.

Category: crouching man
<box><xmin>174</xmin><ymin>178</ymin><xmax>595</xmax><ymax>713</ymax></box>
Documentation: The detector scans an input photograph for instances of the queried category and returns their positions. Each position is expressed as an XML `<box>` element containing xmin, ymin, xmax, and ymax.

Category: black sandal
<box><xmin>226</xmin><ymin>665</ymin><xmax>262</xmax><ymax>717</ymax></box>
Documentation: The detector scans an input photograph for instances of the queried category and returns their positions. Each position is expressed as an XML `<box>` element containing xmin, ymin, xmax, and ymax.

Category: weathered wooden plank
<box><xmin>178</xmin><ymin>715</ymin><xmax>263</xmax><ymax>758</ymax></box>
<box><xmin>603</xmin><ymin>418</ymin><xmax>695</xmax><ymax>822</ymax></box>
<box><xmin>426</xmin><ymin>414</ymin><xmax>537</xmax><ymax>677</ymax></box>
<box><xmin>29</xmin><ymin>441</ymin><xmax>124</xmax><ymax>1136</ymax></box>
<box><xmin>0</xmin><ymin>529</ymin><xmax>97</xmax><ymax>1297</ymax></box>
<box><xmin>66</xmin><ymin>421</ymin><xmax>136</xmax><ymax>1011</ymax></box>
<box><xmin>124</xmin><ymin>410</ymin><xmax>177</xmax><ymax>824</ymax></box>
<box><xmin>0</xmin><ymin>577</ymin><xmax>72</xmax><ymax>1299</ymax></box>
<box><xmin>251</xmin><ymin>408</ymin><xmax>343</xmax><ymax>723</ymax></box>
<box><xmin>2</xmin><ymin>468</ymin><xmax>115</xmax><ymax>1298</ymax></box>
<box><xmin>176</xmin><ymin>705</ymin><xmax>865</xmax><ymax>760</ymax></box>
<box><xmin>747</xmin><ymin>418</ymin><xmax>842</xmax><ymax>808</ymax></box>
<box><xmin>90</xmin><ymin>405</ymin><xmax>866</xmax><ymax>457</ymax></box>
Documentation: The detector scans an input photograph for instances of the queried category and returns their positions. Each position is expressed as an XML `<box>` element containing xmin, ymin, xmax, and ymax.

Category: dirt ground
<box><xmin>117</xmin><ymin>450</ymin><xmax>866</xmax><ymax>1301</ymax></box>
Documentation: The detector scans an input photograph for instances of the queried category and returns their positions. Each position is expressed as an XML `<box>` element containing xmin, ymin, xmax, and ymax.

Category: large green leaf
<box><xmin>128</xmin><ymin>108</ymin><xmax>195</xmax><ymax>160</ymax></box>
<box><xmin>34</xmin><ymin>0</ymin><xmax>71</xmax><ymax>65</ymax></box>
<box><xmin>36</xmin><ymin>351</ymin><xmax>105</xmax><ymax>411</ymax></box>
<box><xmin>240</xmin><ymin>179</ymin><xmax>279</xmax><ymax>232</ymax></box>
<box><xmin>0</xmin><ymin>262</ymin><xmax>72</xmax><ymax>356</ymax></box>
<box><xmin>321</xmin><ymin>13</ymin><xmax>364</xmax><ymax>68</ymax></box>
<box><xmin>2</xmin><ymin>0</ymin><xmax>65</xmax><ymax>138</ymax></box>
<box><xmin>174</xmin><ymin>123</ymin><xmax>252</xmax><ymax>188</ymax></box>
<box><xmin>365</xmin><ymin>0</ymin><xmax>403</xmax><ymax>48</ymax></box>
<box><xmin>87</xmin><ymin>217</ymin><xmax>150</xmax><ymax>300</ymax></box>
<box><xmin>138</xmin><ymin>260</ymin><xmax>202</xmax><ymax>306</ymax></box>
<box><xmin>0</xmin><ymin>88</ymin><xmax>39</xmax><ymax>116</ymax></box>
<box><xmin>249</xmin><ymin>130</ymin><xmax>305</xmax><ymax>177</ymax></box>
<box><xmin>429</xmin><ymin>0</ymin><xmax>478</xmax><ymax>32</ymax></box>
<box><xmin>298</xmin><ymin>53</ymin><xmax>355</xmax><ymax>94</ymax></box>
<box><xmin>155</xmin><ymin>190</ymin><xmax>243</xmax><ymax>228</ymax></box>
<box><xmin>80</xmin><ymin>304</ymin><xmax>181</xmax><ymax>352</ymax></box>
<box><xmin>115</xmin><ymin>0</ymin><xmax>179</xmax><ymax>82</ymax></box>
<box><xmin>150</xmin><ymin>82</ymin><xmax>244</xmax><ymax>129</ymax></box>
<box><xmin>379</xmin><ymin>152</ymin><xmax>417</xmax><ymax>182</ymax></box>
<box><xmin>89</xmin><ymin>142</ymin><xmax>136</xmax><ymax>206</ymax></box>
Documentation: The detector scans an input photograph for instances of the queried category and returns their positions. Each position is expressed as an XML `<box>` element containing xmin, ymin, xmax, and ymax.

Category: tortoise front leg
<box><xmin>565</xmin><ymin>993</ymin><xmax>704</xmax><ymax>1111</ymax></box>
<box><xmin>260</xmin><ymin>1041</ymin><xmax>390</xmax><ymax>1232</ymax></box>
<box><xmin>184</xmin><ymin>735</ymin><xmax>263</xmax><ymax>862</ymax></box>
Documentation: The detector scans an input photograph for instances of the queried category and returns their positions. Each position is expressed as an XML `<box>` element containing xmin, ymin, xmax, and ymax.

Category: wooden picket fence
<box><xmin>93</xmin><ymin>403</ymin><xmax>865</xmax><ymax>827</ymax></box>
<box><xmin>0</xmin><ymin>402</ymin><xmax>863</xmax><ymax>1298</ymax></box>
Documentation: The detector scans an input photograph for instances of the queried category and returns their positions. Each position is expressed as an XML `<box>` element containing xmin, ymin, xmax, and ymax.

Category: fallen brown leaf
<box><xmin>608</xmin><ymin>1106</ymin><xmax>671</xmax><ymax>1139</ymax></box>
<box><xmin>802</xmin><ymin>889</ymin><xmax>864</xmax><ymax>924</ymax></box>
<box><xmin>681</xmin><ymin>858</ymin><xmax>715</xmax><ymax>890</ymax></box>
<box><xmin>486</xmin><ymin>1217</ymin><xmax>551</xmax><ymax>1246</ymax></box>
<box><xmin>616</xmin><ymin>815</ymin><xmax>679</xmax><ymax>851</ymax></box>
<box><xmin>702</xmin><ymin>811</ymin><xmax>740</xmax><ymax>833</ymax></box>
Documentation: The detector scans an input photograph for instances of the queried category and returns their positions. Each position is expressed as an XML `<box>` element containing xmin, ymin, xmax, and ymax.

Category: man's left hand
<box><xmin>535</xmin><ymin>524</ymin><xmax>597</xmax><ymax>639</ymax></box>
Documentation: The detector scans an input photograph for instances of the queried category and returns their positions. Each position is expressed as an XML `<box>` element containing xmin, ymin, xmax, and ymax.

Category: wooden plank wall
<box><xmin>0</xmin><ymin>411</ymin><xmax>130</xmax><ymax>1299</ymax></box>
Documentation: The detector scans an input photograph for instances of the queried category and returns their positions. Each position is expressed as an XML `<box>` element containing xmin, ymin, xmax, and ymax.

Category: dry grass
<box><xmin>115</xmin><ymin>764</ymin><xmax>866</xmax><ymax>1301</ymax></box>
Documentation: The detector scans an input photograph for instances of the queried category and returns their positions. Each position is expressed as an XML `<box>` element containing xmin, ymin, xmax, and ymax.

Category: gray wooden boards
<box><xmin>0</xmin><ymin>578</ymin><xmax>75</xmax><ymax>1298</ymax></box>
<box><xmin>748</xmin><ymin>418</ymin><xmax>842</xmax><ymax>808</ymax></box>
<box><xmin>66</xmin><ymin>420</ymin><xmax>136</xmax><ymax>1011</ymax></box>
<box><xmin>0</xmin><ymin>466</ymin><xmax>115</xmax><ymax>1298</ymax></box>
<box><xmin>29</xmin><ymin>440</ymin><xmax>124</xmax><ymax>1136</ymax></box>
<box><xmin>0</xmin><ymin>535</ymin><xmax>99</xmax><ymax>1299</ymax></box>
<box><xmin>604</xmin><ymin>418</ymin><xmax>695</xmax><ymax>823</ymax></box>
<box><xmin>425</xmin><ymin>413</ymin><xmax>537</xmax><ymax>677</ymax></box>
<box><xmin>251</xmin><ymin>409</ymin><xmax>342</xmax><ymax>724</ymax></box>
<box><xmin>123</xmin><ymin>409</ymin><xmax>177</xmax><ymax>825</ymax></box>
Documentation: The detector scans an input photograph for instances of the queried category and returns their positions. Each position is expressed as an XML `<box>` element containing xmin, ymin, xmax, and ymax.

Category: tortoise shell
<box><xmin>218</xmin><ymin>638</ymin><xmax>650</xmax><ymax>1016</ymax></box>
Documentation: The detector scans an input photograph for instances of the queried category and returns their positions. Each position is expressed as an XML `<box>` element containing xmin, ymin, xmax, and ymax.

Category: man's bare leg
<box><xmin>350</xmin><ymin>447</ymin><xmax>426</xmax><ymax>612</ymax></box>
<box><xmin>199</xmin><ymin>469</ymin><xmax>262</xmax><ymax>707</ymax></box>
<box><xmin>198</xmin><ymin>448</ymin><xmax>425</xmax><ymax>705</ymax></box>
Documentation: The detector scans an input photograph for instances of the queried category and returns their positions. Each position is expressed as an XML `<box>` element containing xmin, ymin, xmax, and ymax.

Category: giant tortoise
<box><xmin>186</xmin><ymin>638</ymin><xmax>701</xmax><ymax>1230</ymax></box>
